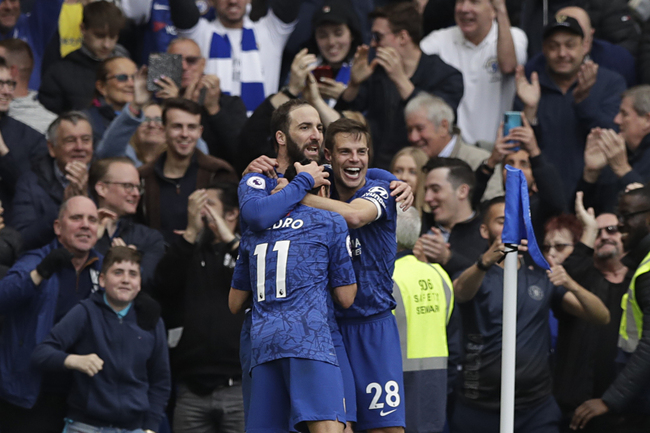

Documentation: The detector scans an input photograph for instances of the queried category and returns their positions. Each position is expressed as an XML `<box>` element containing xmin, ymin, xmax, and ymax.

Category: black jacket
<box><xmin>201</xmin><ymin>94</ymin><xmax>247</xmax><ymax>165</ymax></box>
<box><xmin>601</xmin><ymin>234</ymin><xmax>650</xmax><ymax>412</ymax></box>
<box><xmin>336</xmin><ymin>53</ymin><xmax>464</xmax><ymax>170</ymax></box>
<box><xmin>0</xmin><ymin>115</ymin><xmax>47</xmax><ymax>217</ymax></box>
<box><xmin>10</xmin><ymin>155</ymin><xmax>63</xmax><ymax>251</ymax></box>
<box><xmin>39</xmin><ymin>48</ymin><xmax>100</xmax><ymax>114</ymax></box>
<box><xmin>153</xmin><ymin>235</ymin><xmax>245</xmax><ymax>395</ymax></box>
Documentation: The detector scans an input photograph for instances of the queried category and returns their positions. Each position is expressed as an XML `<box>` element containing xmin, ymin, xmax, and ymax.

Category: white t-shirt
<box><xmin>420</xmin><ymin>22</ymin><xmax>528</xmax><ymax>145</ymax></box>
<box><xmin>180</xmin><ymin>10</ymin><xmax>295</xmax><ymax>99</ymax></box>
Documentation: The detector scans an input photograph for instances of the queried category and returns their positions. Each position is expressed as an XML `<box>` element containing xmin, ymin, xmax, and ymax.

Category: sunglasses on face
<box><xmin>596</xmin><ymin>225</ymin><xmax>618</xmax><ymax>237</ymax></box>
<box><xmin>106</xmin><ymin>74</ymin><xmax>135</xmax><ymax>82</ymax></box>
<box><xmin>617</xmin><ymin>208</ymin><xmax>650</xmax><ymax>223</ymax></box>
<box><xmin>541</xmin><ymin>243</ymin><xmax>574</xmax><ymax>253</ymax></box>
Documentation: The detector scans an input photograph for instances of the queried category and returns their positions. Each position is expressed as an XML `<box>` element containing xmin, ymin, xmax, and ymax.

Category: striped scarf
<box><xmin>206</xmin><ymin>18</ymin><xmax>265</xmax><ymax>113</ymax></box>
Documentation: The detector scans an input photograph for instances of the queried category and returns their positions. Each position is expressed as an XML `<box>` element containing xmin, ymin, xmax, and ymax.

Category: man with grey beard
<box><xmin>553</xmin><ymin>194</ymin><xmax>632</xmax><ymax>432</ymax></box>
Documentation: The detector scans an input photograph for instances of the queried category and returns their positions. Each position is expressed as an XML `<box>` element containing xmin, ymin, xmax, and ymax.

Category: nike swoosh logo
<box><xmin>153</xmin><ymin>4</ymin><xmax>170</xmax><ymax>10</ymax></box>
<box><xmin>380</xmin><ymin>409</ymin><xmax>397</xmax><ymax>416</ymax></box>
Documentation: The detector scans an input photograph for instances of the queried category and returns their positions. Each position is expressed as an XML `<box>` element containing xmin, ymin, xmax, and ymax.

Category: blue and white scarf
<box><xmin>207</xmin><ymin>17</ymin><xmax>265</xmax><ymax>113</ymax></box>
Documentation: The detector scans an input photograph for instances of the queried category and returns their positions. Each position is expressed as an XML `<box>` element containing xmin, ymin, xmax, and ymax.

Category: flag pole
<box><xmin>500</xmin><ymin>245</ymin><xmax>518</xmax><ymax>433</ymax></box>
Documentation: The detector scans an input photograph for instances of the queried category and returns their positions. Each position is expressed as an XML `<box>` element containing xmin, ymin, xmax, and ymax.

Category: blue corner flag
<box><xmin>502</xmin><ymin>165</ymin><xmax>550</xmax><ymax>270</ymax></box>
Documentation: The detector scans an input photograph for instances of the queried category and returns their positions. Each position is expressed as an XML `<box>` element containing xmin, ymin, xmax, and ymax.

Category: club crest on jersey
<box><xmin>368</xmin><ymin>186</ymin><xmax>389</xmax><ymax>200</ymax></box>
<box><xmin>247</xmin><ymin>176</ymin><xmax>266</xmax><ymax>190</ymax></box>
<box><xmin>528</xmin><ymin>285</ymin><xmax>544</xmax><ymax>301</ymax></box>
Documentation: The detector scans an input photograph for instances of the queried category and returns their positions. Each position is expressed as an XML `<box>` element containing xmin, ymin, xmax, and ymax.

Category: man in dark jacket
<box><xmin>571</xmin><ymin>186</ymin><xmax>650</xmax><ymax>431</ymax></box>
<box><xmin>0</xmin><ymin>196</ymin><xmax>102</xmax><ymax>433</ymax></box>
<box><xmin>31</xmin><ymin>246</ymin><xmax>170</xmax><ymax>433</ymax></box>
<box><xmin>335</xmin><ymin>1</ymin><xmax>463</xmax><ymax>169</ymax></box>
<box><xmin>515</xmin><ymin>15</ymin><xmax>626</xmax><ymax>204</ymax></box>
<box><xmin>38</xmin><ymin>1</ymin><xmax>127</xmax><ymax>114</ymax></box>
<box><xmin>578</xmin><ymin>85</ymin><xmax>650</xmax><ymax>214</ymax></box>
<box><xmin>0</xmin><ymin>55</ymin><xmax>47</xmax><ymax>217</ymax></box>
<box><xmin>154</xmin><ymin>181</ymin><xmax>244</xmax><ymax>433</ymax></box>
<box><xmin>10</xmin><ymin>111</ymin><xmax>93</xmax><ymax>251</ymax></box>
<box><xmin>89</xmin><ymin>157</ymin><xmax>165</xmax><ymax>292</ymax></box>
<box><xmin>138</xmin><ymin>98</ymin><xmax>238</xmax><ymax>245</ymax></box>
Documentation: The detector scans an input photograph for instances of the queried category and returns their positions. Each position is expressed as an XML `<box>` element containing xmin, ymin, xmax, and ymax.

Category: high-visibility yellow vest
<box><xmin>619</xmin><ymin>250</ymin><xmax>650</xmax><ymax>353</ymax></box>
<box><xmin>392</xmin><ymin>255</ymin><xmax>454</xmax><ymax>372</ymax></box>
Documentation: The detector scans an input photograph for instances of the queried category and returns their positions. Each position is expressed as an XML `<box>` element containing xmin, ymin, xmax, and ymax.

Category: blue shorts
<box><xmin>338</xmin><ymin>310</ymin><xmax>405</xmax><ymax>430</ymax></box>
<box><xmin>248</xmin><ymin>358</ymin><xmax>346</xmax><ymax>433</ymax></box>
<box><xmin>332</xmin><ymin>327</ymin><xmax>357</xmax><ymax>423</ymax></box>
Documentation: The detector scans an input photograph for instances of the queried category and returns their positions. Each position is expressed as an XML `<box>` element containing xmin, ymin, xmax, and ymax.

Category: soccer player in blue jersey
<box><xmin>301</xmin><ymin>118</ymin><xmax>405</xmax><ymax>433</ymax></box>
<box><xmin>228</xmin><ymin>186</ymin><xmax>357</xmax><ymax>433</ymax></box>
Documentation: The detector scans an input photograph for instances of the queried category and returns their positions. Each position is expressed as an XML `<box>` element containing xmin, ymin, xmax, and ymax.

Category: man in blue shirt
<box><xmin>451</xmin><ymin>196</ymin><xmax>610</xmax><ymax>433</ymax></box>
<box><xmin>301</xmin><ymin>118</ymin><xmax>405</xmax><ymax>433</ymax></box>
<box><xmin>229</xmin><ymin>190</ymin><xmax>357</xmax><ymax>433</ymax></box>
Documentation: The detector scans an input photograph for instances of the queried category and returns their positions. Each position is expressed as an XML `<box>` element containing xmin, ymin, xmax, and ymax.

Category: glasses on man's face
<box><xmin>371</xmin><ymin>31</ymin><xmax>389</xmax><ymax>44</ymax></box>
<box><xmin>0</xmin><ymin>79</ymin><xmax>17</xmax><ymax>90</ymax></box>
<box><xmin>103</xmin><ymin>181</ymin><xmax>141</xmax><ymax>194</ymax></box>
<box><xmin>106</xmin><ymin>74</ymin><xmax>135</xmax><ymax>82</ymax></box>
<box><xmin>142</xmin><ymin>116</ymin><xmax>163</xmax><ymax>125</ymax></box>
<box><xmin>616</xmin><ymin>208</ymin><xmax>650</xmax><ymax>223</ymax></box>
<box><xmin>596</xmin><ymin>225</ymin><xmax>618</xmax><ymax>237</ymax></box>
<box><xmin>184</xmin><ymin>56</ymin><xmax>201</xmax><ymax>66</ymax></box>
<box><xmin>541</xmin><ymin>243</ymin><xmax>574</xmax><ymax>253</ymax></box>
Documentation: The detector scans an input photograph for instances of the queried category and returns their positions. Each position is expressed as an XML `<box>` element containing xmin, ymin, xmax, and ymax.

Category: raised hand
<box><xmin>317</xmin><ymin>77</ymin><xmax>346</xmax><ymax>100</ymax></box>
<box><xmin>63</xmin><ymin>161</ymin><xmax>89</xmax><ymax>200</ymax></box>
<box><xmin>573</xmin><ymin>61</ymin><xmax>598</xmax><ymax>104</ymax></box>
<box><xmin>36</xmin><ymin>248</ymin><xmax>74</xmax><ymax>279</ymax></box>
<box><xmin>419</xmin><ymin>229</ymin><xmax>451</xmax><ymax>265</ymax></box>
<box><xmin>288</xmin><ymin>48</ymin><xmax>318</xmax><ymax>96</ymax></box>
<box><xmin>515</xmin><ymin>65</ymin><xmax>540</xmax><ymax>112</ymax></box>
<box><xmin>349</xmin><ymin>45</ymin><xmax>377</xmax><ymax>87</ymax></box>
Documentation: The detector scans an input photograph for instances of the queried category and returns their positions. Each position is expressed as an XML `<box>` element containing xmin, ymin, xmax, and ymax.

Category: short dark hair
<box><xmin>83</xmin><ymin>1</ymin><xmax>126</xmax><ymax>37</ymax></box>
<box><xmin>481</xmin><ymin>196</ymin><xmax>506</xmax><ymax>223</ymax></box>
<box><xmin>161</xmin><ymin>97</ymin><xmax>202</xmax><ymax>125</ymax></box>
<box><xmin>101</xmin><ymin>246</ymin><xmax>142</xmax><ymax>275</ymax></box>
<box><xmin>206</xmin><ymin>181</ymin><xmax>239</xmax><ymax>214</ymax></box>
<box><xmin>369</xmin><ymin>1</ymin><xmax>422</xmax><ymax>45</ymax></box>
<box><xmin>324</xmin><ymin>117</ymin><xmax>372</xmax><ymax>156</ymax></box>
<box><xmin>47</xmin><ymin>111</ymin><xmax>92</xmax><ymax>143</ymax></box>
<box><xmin>0</xmin><ymin>56</ymin><xmax>8</xmax><ymax>71</ymax></box>
<box><xmin>0</xmin><ymin>39</ymin><xmax>33</xmax><ymax>76</ymax></box>
<box><xmin>270</xmin><ymin>99</ymin><xmax>313</xmax><ymax>149</ymax></box>
<box><xmin>89</xmin><ymin>157</ymin><xmax>136</xmax><ymax>202</ymax></box>
<box><xmin>423</xmin><ymin>157</ymin><xmax>475</xmax><ymax>196</ymax></box>
<box><xmin>284</xmin><ymin>158</ymin><xmax>323</xmax><ymax>195</ymax></box>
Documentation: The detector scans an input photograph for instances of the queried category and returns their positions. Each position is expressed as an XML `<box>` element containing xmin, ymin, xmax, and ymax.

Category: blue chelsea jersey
<box><xmin>336</xmin><ymin>178</ymin><xmax>397</xmax><ymax>319</ymax></box>
<box><xmin>231</xmin><ymin>204</ymin><xmax>356</xmax><ymax>369</ymax></box>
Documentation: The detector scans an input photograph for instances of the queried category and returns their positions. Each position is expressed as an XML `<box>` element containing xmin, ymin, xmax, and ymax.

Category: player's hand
<box><xmin>243</xmin><ymin>156</ymin><xmax>279</xmax><ymax>179</ymax></box>
<box><xmin>389</xmin><ymin>180</ymin><xmax>413</xmax><ymax>211</ymax></box>
<box><xmin>570</xmin><ymin>398</ymin><xmax>609</xmax><ymax>430</ymax></box>
<box><xmin>419</xmin><ymin>229</ymin><xmax>451</xmax><ymax>265</ymax></box>
<box><xmin>64</xmin><ymin>354</ymin><xmax>104</xmax><ymax>377</ymax></box>
<box><xmin>317</xmin><ymin>77</ymin><xmax>346</xmax><ymax>100</ymax></box>
<box><xmin>270</xmin><ymin>178</ymin><xmax>289</xmax><ymax>195</ymax></box>
<box><xmin>573</xmin><ymin>60</ymin><xmax>598</xmax><ymax>104</ymax></box>
<box><xmin>295</xmin><ymin>161</ymin><xmax>330</xmax><ymax>189</ymax></box>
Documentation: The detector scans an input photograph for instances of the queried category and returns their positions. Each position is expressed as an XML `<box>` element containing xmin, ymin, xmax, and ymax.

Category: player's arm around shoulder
<box><xmin>302</xmin><ymin>194</ymin><xmax>378</xmax><ymax>229</ymax></box>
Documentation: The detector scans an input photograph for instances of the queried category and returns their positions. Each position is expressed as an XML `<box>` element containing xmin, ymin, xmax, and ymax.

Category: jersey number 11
<box><xmin>253</xmin><ymin>240</ymin><xmax>291</xmax><ymax>302</ymax></box>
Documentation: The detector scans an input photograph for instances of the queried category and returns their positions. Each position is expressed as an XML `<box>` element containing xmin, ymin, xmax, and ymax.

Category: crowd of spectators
<box><xmin>0</xmin><ymin>0</ymin><xmax>649</xmax><ymax>432</ymax></box>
